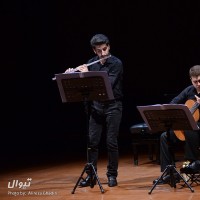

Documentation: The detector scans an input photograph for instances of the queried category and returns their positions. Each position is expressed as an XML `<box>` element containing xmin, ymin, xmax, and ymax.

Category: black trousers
<box><xmin>86</xmin><ymin>100</ymin><xmax>122</xmax><ymax>178</ymax></box>
<box><xmin>160</xmin><ymin>129</ymin><xmax>200</xmax><ymax>172</ymax></box>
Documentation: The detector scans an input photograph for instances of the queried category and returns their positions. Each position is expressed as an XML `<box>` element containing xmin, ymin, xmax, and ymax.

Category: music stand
<box><xmin>54</xmin><ymin>71</ymin><xmax>114</xmax><ymax>194</ymax></box>
<box><xmin>137</xmin><ymin>104</ymin><xmax>199</xmax><ymax>194</ymax></box>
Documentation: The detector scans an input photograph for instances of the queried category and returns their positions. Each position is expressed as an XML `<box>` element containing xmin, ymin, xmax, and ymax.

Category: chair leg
<box><xmin>132</xmin><ymin>143</ymin><xmax>138</xmax><ymax>165</ymax></box>
<box><xmin>148</xmin><ymin>144</ymin><xmax>153</xmax><ymax>160</ymax></box>
<box><xmin>155</xmin><ymin>140</ymin><xmax>160</xmax><ymax>164</ymax></box>
<box><xmin>184</xmin><ymin>173</ymin><xmax>200</xmax><ymax>186</ymax></box>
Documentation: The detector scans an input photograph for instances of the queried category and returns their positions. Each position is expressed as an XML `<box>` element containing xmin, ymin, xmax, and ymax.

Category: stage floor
<box><xmin>1</xmin><ymin>152</ymin><xmax>200</xmax><ymax>200</ymax></box>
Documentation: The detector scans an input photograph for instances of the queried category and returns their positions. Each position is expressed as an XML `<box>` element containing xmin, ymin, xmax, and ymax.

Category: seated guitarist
<box><xmin>154</xmin><ymin>65</ymin><xmax>200</xmax><ymax>184</ymax></box>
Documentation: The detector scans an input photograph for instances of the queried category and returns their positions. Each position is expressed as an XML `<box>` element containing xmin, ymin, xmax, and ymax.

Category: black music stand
<box><xmin>137</xmin><ymin>104</ymin><xmax>199</xmax><ymax>194</ymax></box>
<box><xmin>54</xmin><ymin>71</ymin><xmax>114</xmax><ymax>194</ymax></box>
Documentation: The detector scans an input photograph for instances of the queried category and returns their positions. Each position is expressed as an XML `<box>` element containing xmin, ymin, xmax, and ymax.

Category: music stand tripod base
<box><xmin>71</xmin><ymin>163</ymin><xmax>105</xmax><ymax>194</ymax></box>
<box><xmin>137</xmin><ymin>104</ymin><xmax>199</xmax><ymax>194</ymax></box>
<box><xmin>148</xmin><ymin>165</ymin><xmax>194</xmax><ymax>194</ymax></box>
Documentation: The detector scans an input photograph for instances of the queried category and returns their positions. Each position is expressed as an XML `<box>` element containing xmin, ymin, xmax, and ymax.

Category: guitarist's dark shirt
<box><xmin>170</xmin><ymin>85</ymin><xmax>200</xmax><ymax>124</ymax></box>
<box><xmin>170</xmin><ymin>85</ymin><xmax>199</xmax><ymax>104</ymax></box>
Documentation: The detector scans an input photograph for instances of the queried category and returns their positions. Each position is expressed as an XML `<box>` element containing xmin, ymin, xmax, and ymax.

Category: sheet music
<box><xmin>137</xmin><ymin>104</ymin><xmax>199</xmax><ymax>133</ymax></box>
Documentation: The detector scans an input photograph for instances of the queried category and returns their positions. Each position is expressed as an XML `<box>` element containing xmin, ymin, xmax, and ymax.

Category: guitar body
<box><xmin>174</xmin><ymin>99</ymin><xmax>199</xmax><ymax>141</ymax></box>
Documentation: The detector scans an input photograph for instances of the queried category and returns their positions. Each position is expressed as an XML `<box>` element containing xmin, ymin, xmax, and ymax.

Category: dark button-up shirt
<box><xmin>87</xmin><ymin>55</ymin><xmax>123</xmax><ymax>100</ymax></box>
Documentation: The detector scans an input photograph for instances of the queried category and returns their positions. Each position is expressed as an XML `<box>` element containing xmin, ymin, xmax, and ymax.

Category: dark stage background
<box><xmin>2</xmin><ymin>1</ymin><xmax>200</xmax><ymax>169</ymax></box>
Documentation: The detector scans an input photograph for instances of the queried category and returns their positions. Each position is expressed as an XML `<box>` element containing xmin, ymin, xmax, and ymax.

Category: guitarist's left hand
<box><xmin>195</xmin><ymin>95</ymin><xmax>200</xmax><ymax>104</ymax></box>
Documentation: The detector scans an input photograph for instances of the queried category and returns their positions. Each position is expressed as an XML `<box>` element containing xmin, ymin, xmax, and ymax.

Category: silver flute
<box><xmin>52</xmin><ymin>55</ymin><xmax>111</xmax><ymax>80</ymax></box>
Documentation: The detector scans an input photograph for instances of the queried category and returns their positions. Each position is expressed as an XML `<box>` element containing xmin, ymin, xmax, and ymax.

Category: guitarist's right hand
<box><xmin>195</xmin><ymin>95</ymin><xmax>200</xmax><ymax>104</ymax></box>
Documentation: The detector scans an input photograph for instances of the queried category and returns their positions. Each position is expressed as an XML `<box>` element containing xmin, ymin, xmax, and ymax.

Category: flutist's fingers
<box><xmin>64</xmin><ymin>68</ymin><xmax>74</xmax><ymax>73</ymax></box>
<box><xmin>77</xmin><ymin>64</ymin><xmax>88</xmax><ymax>72</ymax></box>
<box><xmin>64</xmin><ymin>64</ymin><xmax>88</xmax><ymax>73</ymax></box>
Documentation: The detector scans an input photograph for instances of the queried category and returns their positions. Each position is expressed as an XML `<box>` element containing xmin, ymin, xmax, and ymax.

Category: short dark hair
<box><xmin>189</xmin><ymin>65</ymin><xmax>200</xmax><ymax>77</ymax></box>
<box><xmin>90</xmin><ymin>34</ymin><xmax>110</xmax><ymax>47</ymax></box>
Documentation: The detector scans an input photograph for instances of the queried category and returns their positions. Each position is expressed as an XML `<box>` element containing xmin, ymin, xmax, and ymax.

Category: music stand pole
<box><xmin>71</xmin><ymin>96</ymin><xmax>105</xmax><ymax>194</ymax></box>
<box><xmin>137</xmin><ymin>104</ymin><xmax>199</xmax><ymax>194</ymax></box>
<box><xmin>54</xmin><ymin>71</ymin><xmax>114</xmax><ymax>194</ymax></box>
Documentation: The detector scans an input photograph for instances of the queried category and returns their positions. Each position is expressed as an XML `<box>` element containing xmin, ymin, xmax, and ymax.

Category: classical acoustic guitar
<box><xmin>174</xmin><ymin>99</ymin><xmax>200</xmax><ymax>141</ymax></box>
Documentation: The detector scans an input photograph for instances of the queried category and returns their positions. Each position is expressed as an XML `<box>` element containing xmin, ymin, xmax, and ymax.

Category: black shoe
<box><xmin>153</xmin><ymin>173</ymin><xmax>180</xmax><ymax>185</ymax></box>
<box><xmin>108</xmin><ymin>176</ymin><xmax>117</xmax><ymax>187</ymax></box>
<box><xmin>180</xmin><ymin>160</ymin><xmax>200</xmax><ymax>174</ymax></box>
<box><xmin>79</xmin><ymin>175</ymin><xmax>97</xmax><ymax>188</ymax></box>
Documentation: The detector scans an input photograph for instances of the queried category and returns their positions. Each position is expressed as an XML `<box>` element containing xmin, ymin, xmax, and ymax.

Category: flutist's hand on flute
<box><xmin>64</xmin><ymin>64</ymin><xmax>89</xmax><ymax>73</ymax></box>
<box><xmin>64</xmin><ymin>55</ymin><xmax>111</xmax><ymax>74</ymax></box>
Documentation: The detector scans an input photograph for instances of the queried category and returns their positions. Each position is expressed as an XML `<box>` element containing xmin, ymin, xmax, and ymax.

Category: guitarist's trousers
<box><xmin>160</xmin><ymin>129</ymin><xmax>200</xmax><ymax>172</ymax></box>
